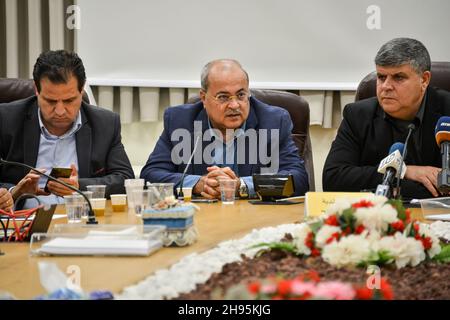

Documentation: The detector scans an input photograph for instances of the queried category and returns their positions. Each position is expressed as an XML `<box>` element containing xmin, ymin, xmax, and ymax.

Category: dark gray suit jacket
<box><xmin>0</xmin><ymin>96</ymin><xmax>134</xmax><ymax>197</ymax></box>
<box><xmin>323</xmin><ymin>87</ymin><xmax>450</xmax><ymax>199</ymax></box>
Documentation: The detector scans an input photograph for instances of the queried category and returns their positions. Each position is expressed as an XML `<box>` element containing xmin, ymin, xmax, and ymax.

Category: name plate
<box><xmin>305</xmin><ymin>192</ymin><xmax>373</xmax><ymax>217</ymax></box>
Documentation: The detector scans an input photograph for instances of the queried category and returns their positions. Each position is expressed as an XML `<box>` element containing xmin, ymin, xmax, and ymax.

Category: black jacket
<box><xmin>0</xmin><ymin>96</ymin><xmax>134</xmax><ymax>197</ymax></box>
<box><xmin>323</xmin><ymin>87</ymin><xmax>450</xmax><ymax>199</ymax></box>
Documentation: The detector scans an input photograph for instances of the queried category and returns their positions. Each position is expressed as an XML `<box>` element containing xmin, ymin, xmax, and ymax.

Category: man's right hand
<box><xmin>193</xmin><ymin>166</ymin><xmax>238</xmax><ymax>199</ymax></box>
<box><xmin>11</xmin><ymin>168</ymin><xmax>49</xmax><ymax>200</ymax></box>
<box><xmin>0</xmin><ymin>188</ymin><xmax>14</xmax><ymax>211</ymax></box>
<box><xmin>405</xmin><ymin>165</ymin><xmax>442</xmax><ymax>197</ymax></box>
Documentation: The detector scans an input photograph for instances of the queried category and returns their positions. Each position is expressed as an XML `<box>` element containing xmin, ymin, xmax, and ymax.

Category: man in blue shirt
<box><xmin>140</xmin><ymin>59</ymin><xmax>308</xmax><ymax>199</ymax></box>
<box><xmin>0</xmin><ymin>50</ymin><xmax>134</xmax><ymax>205</ymax></box>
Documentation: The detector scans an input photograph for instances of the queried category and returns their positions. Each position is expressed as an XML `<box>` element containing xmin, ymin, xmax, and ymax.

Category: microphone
<box><xmin>394</xmin><ymin>123</ymin><xmax>416</xmax><ymax>199</ymax></box>
<box><xmin>375</xmin><ymin>143</ymin><xmax>406</xmax><ymax>198</ymax></box>
<box><xmin>0</xmin><ymin>158</ymin><xmax>98</xmax><ymax>224</ymax></box>
<box><xmin>177</xmin><ymin>135</ymin><xmax>201</xmax><ymax>200</ymax></box>
<box><xmin>435</xmin><ymin>116</ymin><xmax>450</xmax><ymax>193</ymax></box>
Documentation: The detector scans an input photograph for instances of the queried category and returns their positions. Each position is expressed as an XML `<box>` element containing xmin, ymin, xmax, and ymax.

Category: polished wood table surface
<box><xmin>0</xmin><ymin>201</ymin><xmax>304</xmax><ymax>299</ymax></box>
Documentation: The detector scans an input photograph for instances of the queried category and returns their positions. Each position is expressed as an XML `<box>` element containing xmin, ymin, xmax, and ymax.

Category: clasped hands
<box><xmin>193</xmin><ymin>166</ymin><xmax>240</xmax><ymax>199</ymax></box>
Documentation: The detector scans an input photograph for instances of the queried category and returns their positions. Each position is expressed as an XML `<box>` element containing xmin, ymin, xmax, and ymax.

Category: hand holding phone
<box><xmin>44</xmin><ymin>167</ymin><xmax>72</xmax><ymax>193</ymax></box>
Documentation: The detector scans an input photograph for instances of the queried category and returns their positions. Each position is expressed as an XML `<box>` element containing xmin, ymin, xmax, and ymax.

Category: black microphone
<box><xmin>0</xmin><ymin>158</ymin><xmax>98</xmax><ymax>224</ymax></box>
<box><xmin>435</xmin><ymin>116</ymin><xmax>450</xmax><ymax>193</ymax></box>
<box><xmin>395</xmin><ymin>123</ymin><xmax>416</xmax><ymax>199</ymax></box>
<box><xmin>177</xmin><ymin>136</ymin><xmax>200</xmax><ymax>200</ymax></box>
<box><xmin>375</xmin><ymin>143</ymin><xmax>405</xmax><ymax>198</ymax></box>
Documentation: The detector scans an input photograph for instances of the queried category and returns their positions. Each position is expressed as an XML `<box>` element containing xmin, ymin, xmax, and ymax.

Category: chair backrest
<box><xmin>355</xmin><ymin>61</ymin><xmax>450</xmax><ymax>101</ymax></box>
<box><xmin>0</xmin><ymin>78</ymin><xmax>90</xmax><ymax>104</ymax></box>
<box><xmin>187</xmin><ymin>89</ymin><xmax>315</xmax><ymax>191</ymax></box>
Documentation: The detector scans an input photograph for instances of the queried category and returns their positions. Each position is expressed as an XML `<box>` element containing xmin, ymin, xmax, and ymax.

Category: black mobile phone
<box><xmin>44</xmin><ymin>167</ymin><xmax>72</xmax><ymax>192</ymax></box>
<box><xmin>191</xmin><ymin>198</ymin><xmax>218</xmax><ymax>203</ymax></box>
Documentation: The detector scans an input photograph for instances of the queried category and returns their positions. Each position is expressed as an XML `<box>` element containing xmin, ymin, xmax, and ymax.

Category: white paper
<box><xmin>426</xmin><ymin>214</ymin><xmax>450</xmax><ymax>221</ymax></box>
<box><xmin>39</xmin><ymin>237</ymin><xmax>162</xmax><ymax>256</ymax></box>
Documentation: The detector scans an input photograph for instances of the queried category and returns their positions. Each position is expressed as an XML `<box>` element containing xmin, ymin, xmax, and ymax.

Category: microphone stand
<box><xmin>0</xmin><ymin>158</ymin><xmax>98</xmax><ymax>224</ymax></box>
<box><xmin>177</xmin><ymin>136</ymin><xmax>200</xmax><ymax>200</ymax></box>
<box><xmin>395</xmin><ymin>124</ymin><xmax>416</xmax><ymax>200</ymax></box>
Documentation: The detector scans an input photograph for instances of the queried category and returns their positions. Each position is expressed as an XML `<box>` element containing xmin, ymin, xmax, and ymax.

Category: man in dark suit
<box><xmin>140</xmin><ymin>59</ymin><xmax>308</xmax><ymax>199</ymax></box>
<box><xmin>323</xmin><ymin>38</ymin><xmax>450</xmax><ymax>199</ymax></box>
<box><xmin>0</xmin><ymin>50</ymin><xmax>134</xmax><ymax>204</ymax></box>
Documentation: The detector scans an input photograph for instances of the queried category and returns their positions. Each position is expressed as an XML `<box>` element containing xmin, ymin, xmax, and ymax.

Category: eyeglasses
<box><xmin>209</xmin><ymin>91</ymin><xmax>251</xmax><ymax>104</ymax></box>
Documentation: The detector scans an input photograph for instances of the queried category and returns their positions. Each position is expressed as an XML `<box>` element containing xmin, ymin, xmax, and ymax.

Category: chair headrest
<box><xmin>355</xmin><ymin>61</ymin><xmax>450</xmax><ymax>101</ymax></box>
<box><xmin>0</xmin><ymin>78</ymin><xmax>90</xmax><ymax>104</ymax></box>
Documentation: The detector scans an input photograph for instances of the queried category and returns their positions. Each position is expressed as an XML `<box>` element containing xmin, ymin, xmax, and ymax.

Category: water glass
<box><xmin>64</xmin><ymin>194</ymin><xmax>84</xmax><ymax>223</ymax></box>
<box><xmin>219</xmin><ymin>179</ymin><xmax>236</xmax><ymax>205</ymax></box>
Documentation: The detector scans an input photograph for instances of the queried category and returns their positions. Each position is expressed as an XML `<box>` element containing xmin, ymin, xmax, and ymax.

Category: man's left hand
<box><xmin>201</xmin><ymin>166</ymin><xmax>240</xmax><ymax>199</ymax></box>
<box><xmin>46</xmin><ymin>164</ymin><xmax>79</xmax><ymax>197</ymax></box>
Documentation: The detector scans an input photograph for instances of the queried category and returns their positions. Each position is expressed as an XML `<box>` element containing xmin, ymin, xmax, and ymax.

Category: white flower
<box><xmin>354</xmin><ymin>204</ymin><xmax>397</xmax><ymax>232</ymax></box>
<box><xmin>315</xmin><ymin>225</ymin><xmax>341</xmax><ymax>248</ymax></box>
<box><xmin>324</xmin><ymin>198</ymin><xmax>353</xmax><ymax>217</ymax></box>
<box><xmin>352</xmin><ymin>195</ymin><xmax>388</xmax><ymax>207</ymax></box>
<box><xmin>376</xmin><ymin>233</ymin><xmax>426</xmax><ymax>268</ymax></box>
<box><xmin>322</xmin><ymin>234</ymin><xmax>372</xmax><ymax>267</ymax></box>
<box><xmin>292</xmin><ymin>223</ymin><xmax>312</xmax><ymax>255</ymax></box>
<box><xmin>417</xmin><ymin>223</ymin><xmax>441</xmax><ymax>258</ymax></box>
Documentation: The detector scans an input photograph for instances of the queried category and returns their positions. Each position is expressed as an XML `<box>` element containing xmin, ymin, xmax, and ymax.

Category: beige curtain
<box><xmin>0</xmin><ymin>0</ymin><xmax>75</xmax><ymax>79</ymax></box>
<box><xmin>0</xmin><ymin>0</ymin><xmax>352</xmax><ymax>128</ymax></box>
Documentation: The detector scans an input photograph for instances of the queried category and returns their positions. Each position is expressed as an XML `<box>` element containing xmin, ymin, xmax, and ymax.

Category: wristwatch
<box><xmin>238</xmin><ymin>178</ymin><xmax>249</xmax><ymax>199</ymax></box>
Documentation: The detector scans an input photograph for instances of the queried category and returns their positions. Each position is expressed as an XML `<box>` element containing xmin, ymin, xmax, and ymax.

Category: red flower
<box><xmin>355</xmin><ymin>225</ymin><xmax>365</xmax><ymax>234</ymax></box>
<box><xmin>352</xmin><ymin>200</ymin><xmax>374</xmax><ymax>208</ymax></box>
<box><xmin>342</xmin><ymin>226</ymin><xmax>352</xmax><ymax>236</ymax></box>
<box><xmin>390</xmin><ymin>220</ymin><xmax>404</xmax><ymax>232</ymax></box>
<box><xmin>413</xmin><ymin>222</ymin><xmax>420</xmax><ymax>233</ymax></box>
<box><xmin>326</xmin><ymin>232</ymin><xmax>341</xmax><ymax>244</ymax></box>
<box><xmin>324</xmin><ymin>214</ymin><xmax>339</xmax><ymax>226</ymax></box>
<box><xmin>405</xmin><ymin>209</ymin><xmax>411</xmax><ymax>223</ymax></box>
<box><xmin>247</xmin><ymin>282</ymin><xmax>260</xmax><ymax>294</ymax></box>
<box><xmin>304</xmin><ymin>232</ymin><xmax>315</xmax><ymax>249</ymax></box>
<box><xmin>277</xmin><ymin>280</ymin><xmax>292</xmax><ymax>296</ymax></box>
<box><xmin>305</xmin><ymin>270</ymin><xmax>321</xmax><ymax>283</ymax></box>
<box><xmin>421</xmin><ymin>237</ymin><xmax>433</xmax><ymax>250</ymax></box>
<box><xmin>355</xmin><ymin>287</ymin><xmax>373</xmax><ymax>300</ymax></box>
<box><xmin>355</xmin><ymin>278</ymin><xmax>394</xmax><ymax>300</ymax></box>
<box><xmin>311</xmin><ymin>248</ymin><xmax>321</xmax><ymax>257</ymax></box>
<box><xmin>380</xmin><ymin>278</ymin><xmax>394</xmax><ymax>300</ymax></box>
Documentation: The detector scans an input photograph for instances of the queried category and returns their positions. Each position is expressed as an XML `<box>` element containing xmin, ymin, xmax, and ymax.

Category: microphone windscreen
<box><xmin>389</xmin><ymin>142</ymin><xmax>404</xmax><ymax>155</ymax></box>
<box><xmin>435</xmin><ymin>116</ymin><xmax>450</xmax><ymax>147</ymax></box>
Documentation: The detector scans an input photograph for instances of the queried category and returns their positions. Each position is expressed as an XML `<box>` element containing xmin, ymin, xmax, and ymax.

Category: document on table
<box><xmin>425</xmin><ymin>214</ymin><xmax>450</xmax><ymax>221</ymax></box>
<box><xmin>39</xmin><ymin>237</ymin><xmax>162</xmax><ymax>256</ymax></box>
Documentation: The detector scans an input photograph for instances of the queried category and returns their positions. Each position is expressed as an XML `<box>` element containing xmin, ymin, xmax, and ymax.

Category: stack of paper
<box><xmin>39</xmin><ymin>237</ymin><xmax>162</xmax><ymax>256</ymax></box>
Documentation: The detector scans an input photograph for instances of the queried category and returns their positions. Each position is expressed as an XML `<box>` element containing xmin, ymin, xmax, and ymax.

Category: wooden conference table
<box><xmin>0</xmin><ymin>200</ymin><xmax>308</xmax><ymax>299</ymax></box>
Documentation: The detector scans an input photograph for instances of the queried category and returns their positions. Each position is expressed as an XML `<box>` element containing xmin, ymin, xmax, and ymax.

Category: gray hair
<box><xmin>200</xmin><ymin>59</ymin><xmax>249</xmax><ymax>91</ymax></box>
<box><xmin>375</xmin><ymin>38</ymin><xmax>431</xmax><ymax>74</ymax></box>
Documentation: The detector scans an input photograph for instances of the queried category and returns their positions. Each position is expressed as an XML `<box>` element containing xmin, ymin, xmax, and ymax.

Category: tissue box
<box><xmin>142</xmin><ymin>205</ymin><xmax>195</xmax><ymax>230</ymax></box>
<box><xmin>142</xmin><ymin>205</ymin><xmax>198</xmax><ymax>246</ymax></box>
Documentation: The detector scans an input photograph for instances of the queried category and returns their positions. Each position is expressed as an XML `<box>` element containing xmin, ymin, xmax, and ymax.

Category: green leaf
<box><xmin>339</xmin><ymin>208</ymin><xmax>356</xmax><ymax>232</ymax></box>
<box><xmin>386</xmin><ymin>198</ymin><xmax>405</xmax><ymax>214</ymax></box>
<box><xmin>309</xmin><ymin>221</ymin><xmax>323</xmax><ymax>234</ymax></box>
<box><xmin>250</xmin><ymin>242</ymin><xmax>298</xmax><ymax>254</ymax></box>
<box><xmin>433</xmin><ymin>243</ymin><xmax>450</xmax><ymax>263</ymax></box>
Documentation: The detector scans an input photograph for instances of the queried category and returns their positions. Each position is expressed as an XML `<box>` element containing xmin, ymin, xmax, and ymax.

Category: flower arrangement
<box><xmin>223</xmin><ymin>270</ymin><xmax>393</xmax><ymax>300</ymax></box>
<box><xmin>256</xmin><ymin>195</ymin><xmax>450</xmax><ymax>269</ymax></box>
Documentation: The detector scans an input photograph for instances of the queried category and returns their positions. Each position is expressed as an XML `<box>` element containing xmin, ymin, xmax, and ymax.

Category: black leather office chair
<box><xmin>355</xmin><ymin>61</ymin><xmax>450</xmax><ymax>101</ymax></box>
<box><xmin>0</xmin><ymin>78</ymin><xmax>90</xmax><ymax>103</ymax></box>
<box><xmin>188</xmin><ymin>89</ymin><xmax>315</xmax><ymax>191</ymax></box>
